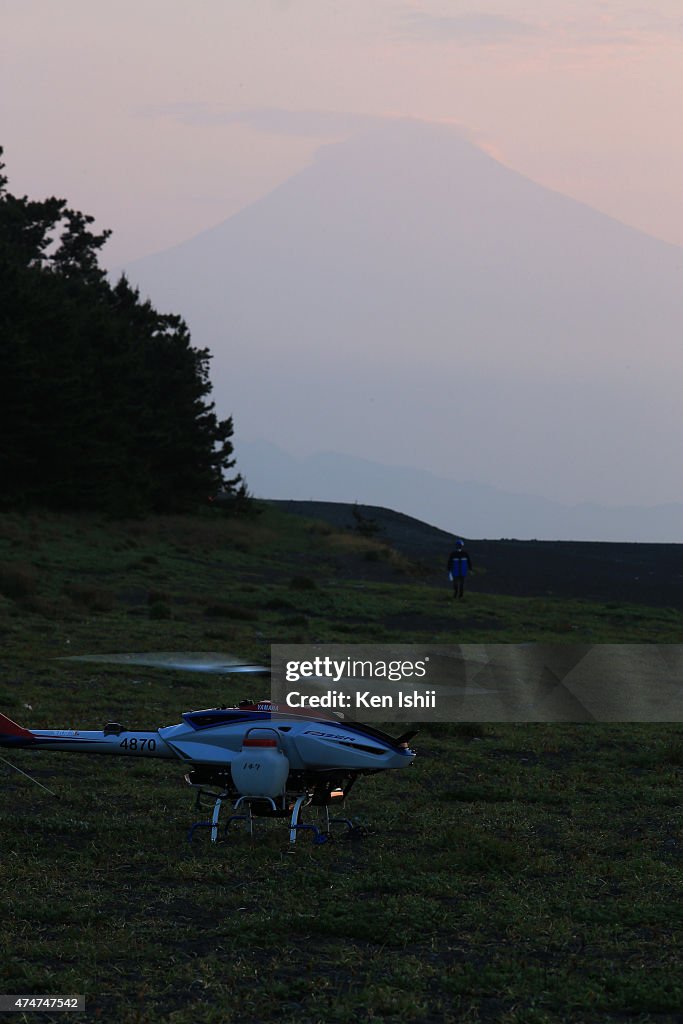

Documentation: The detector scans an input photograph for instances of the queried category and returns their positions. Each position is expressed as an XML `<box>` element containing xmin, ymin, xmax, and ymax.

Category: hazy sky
<box><xmin>3</xmin><ymin>1</ymin><xmax>683</xmax><ymax>519</ymax></box>
<box><xmin>2</xmin><ymin>0</ymin><xmax>682</xmax><ymax>267</ymax></box>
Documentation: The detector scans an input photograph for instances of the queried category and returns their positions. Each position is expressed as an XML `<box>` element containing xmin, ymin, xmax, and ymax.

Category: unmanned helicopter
<box><xmin>0</xmin><ymin>652</ymin><xmax>417</xmax><ymax>845</ymax></box>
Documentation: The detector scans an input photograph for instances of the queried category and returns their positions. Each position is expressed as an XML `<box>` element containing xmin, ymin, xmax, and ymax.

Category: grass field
<box><xmin>2</xmin><ymin>507</ymin><xmax>683</xmax><ymax>1023</ymax></box>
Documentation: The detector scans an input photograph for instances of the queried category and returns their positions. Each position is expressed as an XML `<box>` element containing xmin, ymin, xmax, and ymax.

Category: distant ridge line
<box><xmin>268</xmin><ymin>499</ymin><xmax>683</xmax><ymax>609</ymax></box>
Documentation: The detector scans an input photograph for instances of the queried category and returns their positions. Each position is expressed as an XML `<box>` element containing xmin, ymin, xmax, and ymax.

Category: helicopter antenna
<box><xmin>0</xmin><ymin>754</ymin><xmax>58</xmax><ymax>797</ymax></box>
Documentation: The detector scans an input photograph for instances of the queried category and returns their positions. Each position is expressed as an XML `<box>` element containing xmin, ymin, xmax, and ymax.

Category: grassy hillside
<box><xmin>2</xmin><ymin>507</ymin><xmax>683</xmax><ymax>1023</ymax></box>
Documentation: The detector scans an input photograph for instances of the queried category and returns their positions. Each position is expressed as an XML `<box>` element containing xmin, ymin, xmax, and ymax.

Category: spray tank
<box><xmin>230</xmin><ymin>728</ymin><xmax>290</xmax><ymax>799</ymax></box>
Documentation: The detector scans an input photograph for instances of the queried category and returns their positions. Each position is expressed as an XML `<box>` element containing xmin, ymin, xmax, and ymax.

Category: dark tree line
<box><xmin>0</xmin><ymin>148</ymin><xmax>243</xmax><ymax>513</ymax></box>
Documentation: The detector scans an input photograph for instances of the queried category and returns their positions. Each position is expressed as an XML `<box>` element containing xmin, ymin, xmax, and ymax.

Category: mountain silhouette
<box><xmin>235</xmin><ymin>439</ymin><xmax>683</xmax><ymax>542</ymax></box>
<box><xmin>124</xmin><ymin>118</ymin><xmax>683</xmax><ymax>516</ymax></box>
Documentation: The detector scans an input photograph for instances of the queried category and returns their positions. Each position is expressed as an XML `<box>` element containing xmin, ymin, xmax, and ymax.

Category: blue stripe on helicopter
<box><xmin>31</xmin><ymin>736</ymin><xmax>98</xmax><ymax>743</ymax></box>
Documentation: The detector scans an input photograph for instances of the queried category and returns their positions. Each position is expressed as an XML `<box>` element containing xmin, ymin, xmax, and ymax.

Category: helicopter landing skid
<box><xmin>187</xmin><ymin>789</ymin><xmax>356</xmax><ymax>845</ymax></box>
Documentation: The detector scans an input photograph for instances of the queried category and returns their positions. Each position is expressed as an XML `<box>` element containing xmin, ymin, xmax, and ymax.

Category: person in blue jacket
<box><xmin>447</xmin><ymin>539</ymin><xmax>473</xmax><ymax>599</ymax></box>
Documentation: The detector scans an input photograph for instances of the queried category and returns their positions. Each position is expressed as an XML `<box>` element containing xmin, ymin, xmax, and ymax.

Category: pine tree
<box><xmin>0</xmin><ymin>147</ymin><xmax>242</xmax><ymax>513</ymax></box>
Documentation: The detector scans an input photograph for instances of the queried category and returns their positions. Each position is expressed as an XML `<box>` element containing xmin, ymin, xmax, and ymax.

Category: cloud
<box><xmin>401</xmin><ymin>10</ymin><xmax>540</xmax><ymax>44</ymax></box>
<box><xmin>396</xmin><ymin>5</ymin><xmax>683</xmax><ymax>51</ymax></box>
<box><xmin>133</xmin><ymin>105</ymin><xmax>483</xmax><ymax>155</ymax></box>
<box><xmin>136</xmin><ymin>104</ymin><xmax>390</xmax><ymax>137</ymax></box>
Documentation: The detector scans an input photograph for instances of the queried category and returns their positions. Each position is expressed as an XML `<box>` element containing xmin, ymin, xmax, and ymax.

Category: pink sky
<box><xmin>1</xmin><ymin>0</ymin><xmax>682</xmax><ymax>266</ymax></box>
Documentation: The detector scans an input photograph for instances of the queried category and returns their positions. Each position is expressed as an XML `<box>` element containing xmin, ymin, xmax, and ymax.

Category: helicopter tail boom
<box><xmin>0</xmin><ymin>713</ymin><xmax>36</xmax><ymax>745</ymax></box>
<box><xmin>0</xmin><ymin>715</ymin><xmax>176</xmax><ymax>759</ymax></box>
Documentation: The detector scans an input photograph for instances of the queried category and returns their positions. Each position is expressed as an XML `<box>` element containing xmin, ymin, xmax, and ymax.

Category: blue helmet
<box><xmin>455</xmin><ymin>539</ymin><xmax>464</xmax><ymax>548</ymax></box>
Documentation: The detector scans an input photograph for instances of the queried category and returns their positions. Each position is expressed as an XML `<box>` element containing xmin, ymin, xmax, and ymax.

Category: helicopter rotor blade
<box><xmin>60</xmin><ymin>652</ymin><xmax>270</xmax><ymax>675</ymax></box>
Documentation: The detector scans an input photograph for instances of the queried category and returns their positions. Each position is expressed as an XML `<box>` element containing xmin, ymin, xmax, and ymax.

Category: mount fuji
<box><xmin>123</xmin><ymin>118</ymin><xmax>683</xmax><ymax>534</ymax></box>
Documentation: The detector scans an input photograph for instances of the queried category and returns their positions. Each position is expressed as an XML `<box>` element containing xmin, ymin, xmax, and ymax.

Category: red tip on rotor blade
<box><xmin>0</xmin><ymin>713</ymin><xmax>35</xmax><ymax>740</ymax></box>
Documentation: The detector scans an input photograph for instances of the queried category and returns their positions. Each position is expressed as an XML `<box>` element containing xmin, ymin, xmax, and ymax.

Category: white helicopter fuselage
<box><xmin>0</xmin><ymin>704</ymin><xmax>415</xmax><ymax>774</ymax></box>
